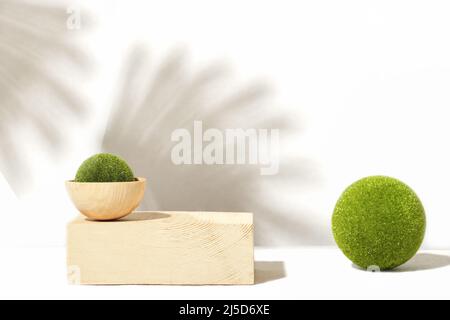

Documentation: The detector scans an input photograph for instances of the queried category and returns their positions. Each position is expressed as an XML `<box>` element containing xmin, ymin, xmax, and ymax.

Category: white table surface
<box><xmin>0</xmin><ymin>246</ymin><xmax>449</xmax><ymax>300</ymax></box>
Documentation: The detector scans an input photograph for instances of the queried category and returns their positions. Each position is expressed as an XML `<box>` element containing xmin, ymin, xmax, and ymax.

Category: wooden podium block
<box><xmin>67</xmin><ymin>211</ymin><xmax>254</xmax><ymax>285</ymax></box>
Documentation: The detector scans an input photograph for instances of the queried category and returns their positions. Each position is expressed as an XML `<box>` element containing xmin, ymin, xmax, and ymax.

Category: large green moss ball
<box><xmin>75</xmin><ymin>153</ymin><xmax>135</xmax><ymax>183</ymax></box>
<box><xmin>332</xmin><ymin>176</ymin><xmax>426</xmax><ymax>270</ymax></box>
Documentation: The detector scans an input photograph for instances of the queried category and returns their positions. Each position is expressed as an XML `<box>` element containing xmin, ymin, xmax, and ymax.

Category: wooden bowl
<box><xmin>65</xmin><ymin>178</ymin><xmax>146</xmax><ymax>221</ymax></box>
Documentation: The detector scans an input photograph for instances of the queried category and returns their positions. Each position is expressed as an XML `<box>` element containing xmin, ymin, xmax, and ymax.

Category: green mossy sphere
<box><xmin>75</xmin><ymin>153</ymin><xmax>135</xmax><ymax>183</ymax></box>
<box><xmin>332</xmin><ymin>176</ymin><xmax>426</xmax><ymax>270</ymax></box>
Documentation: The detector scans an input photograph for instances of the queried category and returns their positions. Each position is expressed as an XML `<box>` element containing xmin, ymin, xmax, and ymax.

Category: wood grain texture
<box><xmin>65</xmin><ymin>178</ymin><xmax>146</xmax><ymax>221</ymax></box>
<box><xmin>67</xmin><ymin>211</ymin><xmax>254</xmax><ymax>285</ymax></box>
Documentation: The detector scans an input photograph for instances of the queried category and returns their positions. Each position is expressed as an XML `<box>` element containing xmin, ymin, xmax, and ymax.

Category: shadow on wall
<box><xmin>103</xmin><ymin>47</ymin><xmax>322</xmax><ymax>246</ymax></box>
<box><xmin>0</xmin><ymin>0</ymin><xmax>89</xmax><ymax>193</ymax></box>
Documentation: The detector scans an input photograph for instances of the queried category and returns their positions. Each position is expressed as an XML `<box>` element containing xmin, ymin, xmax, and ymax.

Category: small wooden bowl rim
<box><xmin>66</xmin><ymin>177</ymin><xmax>146</xmax><ymax>185</ymax></box>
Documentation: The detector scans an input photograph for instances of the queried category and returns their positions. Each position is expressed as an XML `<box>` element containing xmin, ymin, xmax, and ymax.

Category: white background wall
<box><xmin>1</xmin><ymin>0</ymin><xmax>450</xmax><ymax>248</ymax></box>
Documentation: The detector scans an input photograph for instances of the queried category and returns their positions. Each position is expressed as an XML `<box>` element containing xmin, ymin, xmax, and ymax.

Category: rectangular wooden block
<box><xmin>67</xmin><ymin>211</ymin><xmax>254</xmax><ymax>285</ymax></box>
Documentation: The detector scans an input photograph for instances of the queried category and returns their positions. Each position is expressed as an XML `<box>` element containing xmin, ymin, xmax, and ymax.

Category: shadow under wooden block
<box><xmin>67</xmin><ymin>211</ymin><xmax>254</xmax><ymax>285</ymax></box>
<box><xmin>254</xmin><ymin>261</ymin><xmax>286</xmax><ymax>284</ymax></box>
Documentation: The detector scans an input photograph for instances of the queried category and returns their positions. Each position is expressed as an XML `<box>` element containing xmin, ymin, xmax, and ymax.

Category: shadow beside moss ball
<box><xmin>332</xmin><ymin>176</ymin><xmax>426</xmax><ymax>271</ymax></box>
<box><xmin>75</xmin><ymin>153</ymin><xmax>135</xmax><ymax>183</ymax></box>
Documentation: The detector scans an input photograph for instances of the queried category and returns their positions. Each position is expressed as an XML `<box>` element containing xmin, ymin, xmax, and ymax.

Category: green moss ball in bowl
<box><xmin>332</xmin><ymin>176</ymin><xmax>426</xmax><ymax>270</ymax></box>
<box><xmin>66</xmin><ymin>153</ymin><xmax>146</xmax><ymax>220</ymax></box>
<box><xmin>75</xmin><ymin>153</ymin><xmax>135</xmax><ymax>183</ymax></box>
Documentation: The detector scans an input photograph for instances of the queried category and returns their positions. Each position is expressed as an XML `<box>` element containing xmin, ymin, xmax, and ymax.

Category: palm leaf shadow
<box><xmin>0</xmin><ymin>0</ymin><xmax>89</xmax><ymax>193</ymax></box>
<box><xmin>103</xmin><ymin>47</ymin><xmax>322</xmax><ymax>245</ymax></box>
